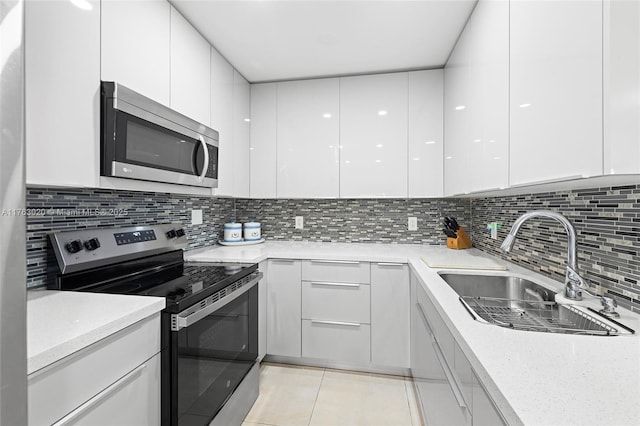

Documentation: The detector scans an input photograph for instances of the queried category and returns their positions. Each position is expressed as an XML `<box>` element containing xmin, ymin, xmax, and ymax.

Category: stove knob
<box><xmin>166</xmin><ymin>230</ymin><xmax>177</xmax><ymax>239</ymax></box>
<box><xmin>175</xmin><ymin>228</ymin><xmax>185</xmax><ymax>238</ymax></box>
<box><xmin>84</xmin><ymin>238</ymin><xmax>101</xmax><ymax>251</ymax></box>
<box><xmin>65</xmin><ymin>240</ymin><xmax>82</xmax><ymax>254</ymax></box>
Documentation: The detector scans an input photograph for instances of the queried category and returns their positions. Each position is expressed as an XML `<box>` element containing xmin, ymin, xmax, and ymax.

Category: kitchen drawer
<box><xmin>302</xmin><ymin>319</ymin><xmax>370</xmax><ymax>364</ymax></box>
<box><xmin>416</xmin><ymin>282</ymin><xmax>455</xmax><ymax>365</ymax></box>
<box><xmin>454</xmin><ymin>341</ymin><xmax>473</xmax><ymax>410</ymax></box>
<box><xmin>301</xmin><ymin>259</ymin><xmax>370</xmax><ymax>283</ymax></box>
<box><xmin>301</xmin><ymin>281</ymin><xmax>370</xmax><ymax>323</ymax></box>
<box><xmin>28</xmin><ymin>314</ymin><xmax>161</xmax><ymax>426</ymax></box>
<box><xmin>51</xmin><ymin>353</ymin><xmax>160</xmax><ymax>426</ymax></box>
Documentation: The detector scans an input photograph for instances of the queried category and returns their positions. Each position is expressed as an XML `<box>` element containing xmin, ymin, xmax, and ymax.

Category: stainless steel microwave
<box><xmin>101</xmin><ymin>81</ymin><xmax>218</xmax><ymax>188</ymax></box>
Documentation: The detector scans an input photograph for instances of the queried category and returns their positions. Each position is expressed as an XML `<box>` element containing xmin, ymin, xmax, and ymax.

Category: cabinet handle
<box><xmin>310</xmin><ymin>320</ymin><xmax>361</xmax><ymax>327</ymax></box>
<box><xmin>311</xmin><ymin>260</ymin><xmax>359</xmax><ymax>265</ymax></box>
<box><xmin>197</xmin><ymin>135</ymin><xmax>210</xmax><ymax>183</ymax></box>
<box><xmin>432</xmin><ymin>338</ymin><xmax>468</xmax><ymax>412</ymax></box>
<box><xmin>310</xmin><ymin>281</ymin><xmax>360</xmax><ymax>288</ymax></box>
<box><xmin>377</xmin><ymin>262</ymin><xmax>405</xmax><ymax>267</ymax></box>
<box><xmin>52</xmin><ymin>362</ymin><xmax>148</xmax><ymax>425</ymax></box>
<box><xmin>271</xmin><ymin>259</ymin><xmax>296</xmax><ymax>263</ymax></box>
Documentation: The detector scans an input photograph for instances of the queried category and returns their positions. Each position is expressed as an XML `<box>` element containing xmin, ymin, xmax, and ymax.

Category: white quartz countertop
<box><xmin>27</xmin><ymin>290</ymin><xmax>165</xmax><ymax>375</ymax></box>
<box><xmin>186</xmin><ymin>241</ymin><xmax>640</xmax><ymax>425</ymax></box>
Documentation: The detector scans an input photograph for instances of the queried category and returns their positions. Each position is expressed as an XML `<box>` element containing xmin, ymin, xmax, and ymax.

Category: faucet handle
<box><xmin>599</xmin><ymin>296</ymin><xmax>620</xmax><ymax>318</ymax></box>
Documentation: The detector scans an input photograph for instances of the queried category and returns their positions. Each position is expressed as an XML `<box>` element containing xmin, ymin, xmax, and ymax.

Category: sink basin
<box><xmin>438</xmin><ymin>273</ymin><xmax>623</xmax><ymax>336</ymax></box>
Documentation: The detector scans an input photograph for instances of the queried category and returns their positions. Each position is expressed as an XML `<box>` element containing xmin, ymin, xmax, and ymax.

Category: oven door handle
<box><xmin>172</xmin><ymin>272</ymin><xmax>262</xmax><ymax>331</ymax></box>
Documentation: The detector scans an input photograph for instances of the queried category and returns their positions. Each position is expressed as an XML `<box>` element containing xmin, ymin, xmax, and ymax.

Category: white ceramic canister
<box><xmin>243</xmin><ymin>221</ymin><xmax>261</xmax><ymax>241</ymax></box>
<box><xmin>223</xmin><ymin>222</ymin><xmax>242</xmax><ymax>242</ymax></box>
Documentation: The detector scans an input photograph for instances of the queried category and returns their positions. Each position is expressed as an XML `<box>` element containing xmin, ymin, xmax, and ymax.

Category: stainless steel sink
<box><xmin>438</xmin><ymin>273</ymin><xmax>624</xmax><ymax>336</ymax></box>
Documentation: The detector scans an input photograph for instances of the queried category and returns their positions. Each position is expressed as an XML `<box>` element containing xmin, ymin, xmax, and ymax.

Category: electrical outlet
<box><xmin>408</xmin><ymin>217</ymin><xmax>418</xmax><ymax>231</ymax></box>
<box><xmin>295</xmin><ymin>216</ymin><xmax>304</xmax><ymax>229</ymax></box>
<box><xmin>191</xmin><ymin>209</ymin><xmax>203</xmax><ymax>225</ymax></box>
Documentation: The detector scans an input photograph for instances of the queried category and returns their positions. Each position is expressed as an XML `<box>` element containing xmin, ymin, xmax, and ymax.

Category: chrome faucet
<box><xmin>500</xmin><ymin>210</ymin><xmax>587</xmax><ymax>300</ymax></box>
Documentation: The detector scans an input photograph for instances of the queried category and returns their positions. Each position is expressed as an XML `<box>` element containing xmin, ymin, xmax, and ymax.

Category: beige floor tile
<box><xmin>309</xmin><ymin>369</ymin><xmax>413</xmax><ymax>426</ymax></box>
<box><xmin>244</xmin><ymin>363</ymin><xmax>325</xmax><ymax>426</ymax></box>
<box><xmin>404</xmin><ymin>379</ymin><xmax>423</xmax><ymax>426</ymax></box>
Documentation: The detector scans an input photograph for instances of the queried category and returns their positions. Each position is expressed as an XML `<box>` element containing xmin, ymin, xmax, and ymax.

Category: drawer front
<box><xmin>52</xmin><ymin>353</ymin><xmax>161</xmax><ymax>426</ymax></box>
<box><xmin>302</xmin><ymin>319</ymin><xmax>370</xmax><ymax>364</ymax></box>
<box><xmin>302</xmin><ymin>281</ymin><xmax>370</xmax><ymax>323</ymax></box>
<box><xmin>28</xmin><ymin>314</ymin><xmax>161</xmax><ymax>426</ymax></box>
<box><xmin>416</xmin><ymin>283</ymin><xmax>455</xmax><ymax>364</ymax></box>
<box><xmin>302</xmin><ymin>260</ymin><xmax>370</xmax><ymax>283</ymax></box>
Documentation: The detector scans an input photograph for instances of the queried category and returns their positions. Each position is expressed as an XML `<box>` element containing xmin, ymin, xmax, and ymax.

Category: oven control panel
<box><xmin>49</xmin><ymin>224</ymin><xmax>188</xmax><ymax>274</ymax></box>
<box><xmin>114</xmin><ymin>230</ymin><xmax>157</xmax><ymax>245</ymax></box>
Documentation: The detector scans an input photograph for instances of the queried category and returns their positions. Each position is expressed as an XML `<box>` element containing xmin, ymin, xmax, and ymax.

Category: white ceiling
<box><xmin>170</xmin><ymin>0</ymin><xmax>477</xmax><ymax>83</ymax></box>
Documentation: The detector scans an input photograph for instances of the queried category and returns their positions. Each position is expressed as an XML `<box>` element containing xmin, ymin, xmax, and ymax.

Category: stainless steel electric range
<box><xmin>48</xmin><ymin>224</ymin><xmax>262</xmax><ymax>426</ymax></box>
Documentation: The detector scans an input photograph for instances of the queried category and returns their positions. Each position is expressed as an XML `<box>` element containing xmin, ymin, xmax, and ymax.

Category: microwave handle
<box><xmin>197</xmin><ymin>135</ymin><xmax>210</xmax><ymax>183</ymax></box>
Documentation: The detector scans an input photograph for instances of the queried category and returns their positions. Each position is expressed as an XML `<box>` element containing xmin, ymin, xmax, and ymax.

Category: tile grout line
<box><xmin>307</xmin><ymin>367</ymin><xmax>327</xmax><ymax>426</ymax></box>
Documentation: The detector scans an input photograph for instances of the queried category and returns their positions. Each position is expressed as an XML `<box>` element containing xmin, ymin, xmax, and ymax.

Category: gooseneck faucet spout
<box><xmin>500</xmin><ymin>210</ymin><xmax>586</xmax><ymax>300</ymax></box>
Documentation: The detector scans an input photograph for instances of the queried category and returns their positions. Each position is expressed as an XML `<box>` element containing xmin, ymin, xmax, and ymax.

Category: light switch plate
<box><xmin>191</xmin><ymin>209</ymin><xmax>203</xmax><ymax>225</ymax></box>
<box><xmin>408</xmin><ymin>217</ymin><xmax>418</xmax><ymax>231</ymax></box>
<box><xmin>295</xmin><ymin>216</ymin><xmax>304</xmax><ymax>229</ymax></box>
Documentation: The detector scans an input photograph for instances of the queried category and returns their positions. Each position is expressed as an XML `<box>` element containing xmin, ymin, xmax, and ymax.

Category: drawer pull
<box><xmin>310</xmin><ymin>281</ymin><xmax>360</xmax><ymax>288</ymax></box>
<box><xmin>311</xmin><ymin>260</ymin><xmax>359</xmax><ymax>265</ymax></box>
<box><xmin>271</xmin><ymin>259</ymin><xmax>296</xmax><ymax>263</ymax></box>
<box><xmin>311</xmin><ymin>320</ymin><xmax>361</xmax><ymax>327</ymax></box>
<box><xmin>377</xmin><ymin>262</ymin><xmax>405</xmax><ymax>267</ymax></box>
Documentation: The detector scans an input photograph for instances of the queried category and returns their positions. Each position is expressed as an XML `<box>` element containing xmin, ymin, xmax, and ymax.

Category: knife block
<box><xmin>447</xmin><ymin>227</ymin><xmax>472</xmax><ymax>250</ymax></box>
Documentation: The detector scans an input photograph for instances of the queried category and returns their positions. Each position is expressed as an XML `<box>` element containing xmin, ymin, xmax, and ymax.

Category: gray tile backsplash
<box><xmin>469</xmin><ymin>184</ymin><xmax>640</xmax><ymax>313</ymax></box>
<box><xmin>235</xmin><ymin>198</ymin><xmax>470</xmax><ymax>244</ymax></box>
<box><xmin>26</xmin><ymin>187</ymin><xmax>234</xmax><ymax>288</ymax></box>
<box><xmin>25</xmin><ymin>182</ymin><xmax>640</xmax><ymax>313</ymax></box>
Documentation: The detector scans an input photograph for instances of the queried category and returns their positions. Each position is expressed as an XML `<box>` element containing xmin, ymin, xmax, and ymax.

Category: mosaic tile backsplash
<box><xmin>469</xmin><ymin>184</ymin><xmax>640</xmax><ymax>312</ymax></box>
<box><xmin>26</xmin><ymin>187</ymin><xmax>234</xmax><ymax>288</ymax></box>
<box><xmin>235</xmin><ymin>198</ymin><xmax>471</xmax><ymax>244</ymax></box>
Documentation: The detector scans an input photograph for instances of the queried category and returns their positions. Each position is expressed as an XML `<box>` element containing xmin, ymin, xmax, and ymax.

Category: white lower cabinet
<box><xmin>266</xmin><ymin>259</ymin><xmax>302</xmax><ymax>357</ymax></box>
<box><xmin>371</xmin><ymin>263</ymin><xmax>410</xmax><ymax>369</ymax></box>
<box><xmin>258</xmin><ymin>260</ymin><xmax>268</xmax><ymax>361</ymax></box>
<box><xmin>410</xmin><ymin>273</ymin><xmax>505</xmax><ymax>426</ymax></box>
<box><xmin>28</xmin><ymin>314</ymin><xmax>161</xmax><ymax>426</ymax></box>
<box><xmin>301</xmin><ymin>320</ymin><xmax>371</xmax><ymax>364</ymax></box>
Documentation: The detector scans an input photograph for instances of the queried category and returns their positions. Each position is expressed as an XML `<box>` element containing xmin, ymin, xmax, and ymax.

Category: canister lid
<box><xmin>224</xmin><ymin>222</ymin><xmax>242</xmax><ymax>229</ymax></box>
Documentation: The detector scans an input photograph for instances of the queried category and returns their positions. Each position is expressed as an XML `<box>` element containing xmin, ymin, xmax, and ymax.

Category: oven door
<box><xmin>168</xmin><ymin>275</ymin><xmax>260</xmax><ymax>426</ymax></box>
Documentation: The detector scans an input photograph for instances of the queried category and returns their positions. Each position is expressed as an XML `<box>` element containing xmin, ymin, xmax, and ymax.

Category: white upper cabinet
<box><xmin>509</xmin><ymin>0</ymin><xmax>603</xmax><ymax>186</ymax></box>
<box><xmin>277</xmin><ymin>79</ymin><xmax>340</xmax><ymax>198</ymax></box>
<box><xmin>25</xmin><ymin>0</ymin><xmax>100</xmax><ymax>187</ymax></box>
<box><xmin>408</xmin><ymin>70</ymin><xmax>444</xmax><ymax>198</ymax></box>
<box><xmin>101</xmin><ymin>0</ymin><xmax>170</xmax><ymax>106</ymax></box>
<box><xmin>604</xmin><ymin>0</ymin><xmax>640</xmax><ymax>175</ymax></box>
<box><xmin>170</xmin><ymin>6</ymin><xmax>211</xmax><ymax>126</ymax></box>
<box><xmin>340</xmin><ymin>73</ymin><xmax>409</xmax><ymax>198</ymax></box>
<box><xmin>210</xmin><ymin>48</ymin><xmax>235</xmax><ymax>197</ymax></box>
<box><xmin>444</xmin><ymin>0</ymin><xmax>508</xmax><ymax>196</ymax></box>
<box><xmin>250</xmin><ymin>83</ymin><xmax>278</xmax><ymax>198</ymax></box>
<box><xmin>233</xmin><ymin>71</ymin><xmax>251</xmax><ymax>198</ymax></box>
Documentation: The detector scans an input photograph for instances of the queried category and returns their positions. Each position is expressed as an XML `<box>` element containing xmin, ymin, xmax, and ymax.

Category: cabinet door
<box><xmin>371</xmin><ymin>263</ymin><xmax>410</xmax><ymax>368</ymax></box>
<box><xmin>250</xmin><ymin>83</ymin><xmax>277</xmax><ymax>198</ymax></box>
<box><xmin>211</xmin><ymin>48</ymin><xmax>235</xmax><ymax>197</ymax></box>
<box><xmin>53</xmin><ymin>354</ymin><xmax>160</xmax><ymax>426</ymax></box>
<box><xmin>170</xmin><ymin>6</ymin><xmax>211</xmax><ymax>125</ymax></box>
<box><xmin>101</xmin><ymin>0</ymin><xmax>170</xmax><ymax>106</ymax></box>
<box><xmin>25</xmin><ymin>0</ymin><xmax>100</xmax><ymax>188</ymax></box>
<box><xmin>266</xmin><ymin>259</ymin><xmax>301</xmax><ymax>357</ymax></box>
<box><xmin>510</xmin><ymin>0</ymin><xmax>603</xmax><ymax>185</ymax></box>
<box><xmin>233</xmin><ymin>71</ymin><xmax>251</xmax><ymax>197</ymax></box>
<box><xmin>604</xmin><ymin>0</ymin><xmax>640</xmax><ymax>174</ymax></box>
<box><xmin>277</xmin><ymin>78</ymin><xmax>340</xmax><ymax>198</ymax></box>
<box><xmin>340</xmin><ymin>73</ymin><xmax>408</xmax><ymax>198</ymax></box>
<box><xmin>408</xmin><ymin>70</ymin><xmax>444</xmax><ymax>198</ymax></box>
